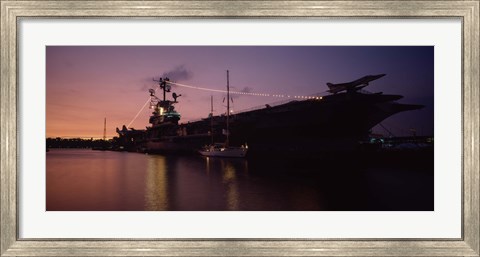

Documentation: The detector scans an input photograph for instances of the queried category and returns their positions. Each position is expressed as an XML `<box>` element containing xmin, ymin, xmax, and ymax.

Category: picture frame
<box><xmin>1</xmin><ymin>1</ymin><xmax>478</xmax><ymax>256</ymax></box>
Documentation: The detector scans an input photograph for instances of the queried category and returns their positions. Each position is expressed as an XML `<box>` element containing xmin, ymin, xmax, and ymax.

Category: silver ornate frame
<box><xmin>1</xmin><ymin>1</ymin><xmax>479</xmax><ymax>256</ymax></box>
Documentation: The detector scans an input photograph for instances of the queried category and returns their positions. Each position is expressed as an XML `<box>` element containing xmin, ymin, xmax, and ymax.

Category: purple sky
<box><xmin>46</xmin><ymin>46</ymin><xmax>434</xmax><ymax>138</ymax></box>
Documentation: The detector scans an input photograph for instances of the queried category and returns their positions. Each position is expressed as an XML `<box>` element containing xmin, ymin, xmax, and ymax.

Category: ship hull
<box><xmin>119</xmin><ymin>92</ymin><xmax>423</xmax><ymax>156</ymax></box>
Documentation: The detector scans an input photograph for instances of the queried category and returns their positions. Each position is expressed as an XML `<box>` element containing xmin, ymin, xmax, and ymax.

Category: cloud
<box><xmin>162</xmin><ymin>65</ymin><xmax>193</xmax><ymax>81</ymax></box>
<box><xmin>140</xmin><ymin>65</ymin><xmax>193</xmax><ymax>92</ymax></box>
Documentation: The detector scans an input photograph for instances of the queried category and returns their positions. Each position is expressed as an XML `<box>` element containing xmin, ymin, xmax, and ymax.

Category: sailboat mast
<box><xmin>210</xmin><ymin>95</ymin><xmax>214</xmax><ymax>145</ymax></box>
<box><xmin>226</xmin><ymin>70</ymin><xmax>230</xmax><ymax>146</ymax></box>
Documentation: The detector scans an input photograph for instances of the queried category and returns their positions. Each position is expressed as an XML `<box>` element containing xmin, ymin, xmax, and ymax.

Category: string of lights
<box><xmin>166</xmin><ymin>81</ymin><xmax>326</xmax><ymax>100</ymax></box>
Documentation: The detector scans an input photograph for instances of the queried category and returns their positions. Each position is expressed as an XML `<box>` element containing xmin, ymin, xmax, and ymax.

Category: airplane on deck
<box><xmin>327</xmin><ymin>74</ymin><xmax>386</xmax><ymax>94</ymax></box>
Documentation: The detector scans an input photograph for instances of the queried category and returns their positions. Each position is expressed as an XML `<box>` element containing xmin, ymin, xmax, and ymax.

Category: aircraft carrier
<box><xmin>114</xmin><ymin>74</ymin><xmax>424</xmax><ymax>157</ymax></box>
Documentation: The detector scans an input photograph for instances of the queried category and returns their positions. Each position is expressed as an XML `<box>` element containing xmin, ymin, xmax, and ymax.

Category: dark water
<box><xmin>46</xmin><ymin>149</ymin><xmax>433</xmax><ymax>211</ymax></box>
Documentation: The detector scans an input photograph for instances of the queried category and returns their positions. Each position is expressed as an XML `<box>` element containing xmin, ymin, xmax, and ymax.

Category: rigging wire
<box><xmin>126</xmin><ymin>97</ymin><xmax>151</xmax><ymax>128</ymax></box>
<box><xmin>378</xmin><ymin>123</ymin><xmax>395</xmax><ymax>137</ymax></box>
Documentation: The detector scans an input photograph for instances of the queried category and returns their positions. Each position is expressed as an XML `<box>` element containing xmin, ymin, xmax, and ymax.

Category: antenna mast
<box><xmin>226</xmin><ymin>70</ymin><xmax>230</xmax><ymax>147</ymax></box>
<box><xmin>153</xmin><ymin>77</ymin><xmax>170</xmax><ymax>101</ymax></box>
<box><xmin>103</xmin><ymin>117</ymin><xmax>106</xmax><ymax>141</ymax></box>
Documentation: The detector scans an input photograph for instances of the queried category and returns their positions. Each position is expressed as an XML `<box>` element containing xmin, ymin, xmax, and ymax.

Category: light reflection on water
<box><xmin>221</xmin><ymin>160</ymin><xmax>239</xmax><ymax>210</ymax></box>
<box><xmin>47</xmin><ymin>149</ymin><xmax>258</xmax><ymax>211</ymax></box>
<box><xmin>145</xmin><ymin>156</ymin><xmax>169</xmax><ymax>211</ymax></box>
<box><xmin>46</xmin><ymin>149</ymin><xmax>433</xmax><ymax>211</ymax></box>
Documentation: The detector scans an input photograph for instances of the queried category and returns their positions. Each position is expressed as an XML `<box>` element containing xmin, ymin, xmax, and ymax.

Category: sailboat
<box><xmin>199</xmin><ymin>70</ymin><xmax>248</xmax><ymax>158</ymax></box>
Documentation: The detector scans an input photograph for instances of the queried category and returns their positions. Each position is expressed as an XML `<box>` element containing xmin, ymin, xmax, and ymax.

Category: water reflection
<box><xmin>144</xmin><ymin>155</ymin><xmax>169</xmax><ymax>210</ymax></box>
<box><xmin>46</xmin><ymin>149</ymin><xmax>433</xmax><ymax>211</ymax></box>
<box><xmin>205</xmin><ymin>157</ymin><xmax>210</xmax><ymax>175</ymax></box>
<box><xmin>221</xmin><ymin>160</ymin><xmax>239</xmax><ymax>210</ymax></box>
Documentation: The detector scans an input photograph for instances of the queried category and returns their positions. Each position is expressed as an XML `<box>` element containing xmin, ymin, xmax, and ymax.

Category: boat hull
<box><xmin>199</xmin><ymin>147</ymin><xmax>248</xmax><ymax>158</ymax></box>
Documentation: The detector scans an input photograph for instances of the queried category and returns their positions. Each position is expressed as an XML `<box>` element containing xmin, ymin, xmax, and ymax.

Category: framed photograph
<box><xmin>1</xmin><ymin>1</ymin><xmax>478</xmax><ymax>256</ymax></box>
